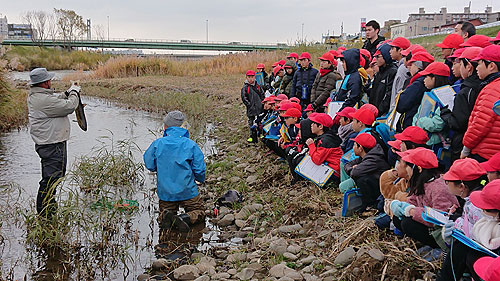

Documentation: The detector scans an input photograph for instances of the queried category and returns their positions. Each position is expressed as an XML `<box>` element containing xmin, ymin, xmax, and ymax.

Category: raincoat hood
<box><xmin>343</xmin><ymin>49</ymin><xmax>361</xmax><ymax>74</ymax></box>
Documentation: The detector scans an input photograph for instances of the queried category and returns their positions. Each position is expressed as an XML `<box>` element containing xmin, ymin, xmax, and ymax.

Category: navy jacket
<box><xmin>291</xmin><ymin>63</ymin><xmax>319</xmax><ymax>103</ymax></box>
<box><xmin>334</xmin><ymin>49</ymin><xmax>362</xmax><ymax>109</ymax></box>
<box><xmin>396</xmin><ymin>75</ymin><xmax>427</xmax><ymax>132</ymax></box>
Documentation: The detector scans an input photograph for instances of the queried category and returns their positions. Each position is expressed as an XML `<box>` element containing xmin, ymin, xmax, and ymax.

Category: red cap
<box><xmin>287</xmin><ymin>52</ymin><xmax>299</xmax><ymax>59</ymax></box>
<box><xmin>388</xmin><ymin>139</ymin><xmax>402</xmax><ymax>151</ymax></box>
<box><xmin>443</xmin><ymin>158</ymin><xmax>486</xmax><ymax>181</ymax></box>
<box><xmin>360</xmin><ymin>104</ymin><xmax>379</xmax><ymax>118</ymax></box>
<box><xmin>360</xmin><ymin>48</ymin><xmax>372</xmax><ymax>62</ymax></box>
<box><xmin>449</xmin><ymin>48</ymin><xmax>466</xmax><ymax>59</ymax></box>
<box><xmin>273</xmin><ymin>66</ymin><xmax>283</xmax><ymax>76</ymax></box>
<box><xmin>360</xmin><ymin>56</ymin><xmax>366</xmax><ymax>69</ymax></box>
<box><xmin>319</xmin><ymin>52</ymin><xmax>337</xmax><ymax>65</ymax></box>
<box><xmin>398</xmin><ymin>147</ymin><xmax>439</xmax><ymax>169</ymax></box>
<box><xmin>401</xmin><ymin>44</ymin><xmax>426</xmax><ymax>57</ymax></box>
<box><xmin>373</xmin><ymin>49</ymin><xmax>381</xmax><ymax>57</ymax></box>
<box><xmin>389</xmin><ymin>37</ymin><xmax>411</xmax><ymax>50</ymax></box>
<box><xmin>278</xmin><ymin>101</ymin><xmax>293</xmax><ymax>111</ymax></box>
<box><xmin>491</xmin><ymin>30</ymin><xmax>500</xmax><ymax>43</ymax></box>
<box><xmin>309</xmin><ymin>113</ymin><xmax>334</xmax><ymax>128</ymax></box>
<box><xmin>474</xmin><ymin>256</ymin><xmax>500</xmax><ymax>281</ymax></box>
<box><xmin>289</xmin><ymin>97</ymin><xmax>300</xmax><ymax>103</ymax></box>
<box><xmin>480</xmin><ymin>152</ymin><xmax>500</xmax><ymax>172</ymax></box>
<box><xmin>281</xmin><ymin>108</ymin><xmax>302</xmax><ymax>118</ymax></box>
<box><xmin>337</xmin><ymin>107</ymin><xmax>356</xmax><ymax>118</ymax></box>
<box><xmin>408</xmin><ymin>51</ymin><xmax>435</xmax><ymax>63</ymax></box>
<box><xmin>275</xmin><ymin>94</ymin><xmax>288</xmax><ymax>101</ymax></box>
<box><xmin>278</xmin><ymin>59</ymin><xmax>286</xmax><ymax>66</ymax></box>
<box><xmin>299</xmin><ymin>52</ymin><xmax>311</xmax><ymax>60</ymax></box>
<box><xmin>323</xmin><ymin>97</ymin><xmax>332</xmax><ymax>107</ymax></box>
<box><xmin>352</xmin><ymin>133</ymin><xmax>377</xmax><ymax>149</ymax></box>
<box><xmin>394</xmin><ymin>126</ymin><xmax>429</xmax><ymax>144</ymax></box>
<box><xmin>460</xmin><ymin>34</ymin><xmax>493</xmax><ymax>48</ymax></box>
<box><xmin>262</xmin><ymin>95</ymin><xmax>276</xmax><ymax>103</ymax></box>
<box><xmin>472</xmin><ymin>45</ymin><xmax>500</xmax><ymax>63</ymax></box>
<box><xmin>470</xmin><ymin>179</ymin><xmax>500</xmax><ymax>210</ymax></box>
<box><xmin>329</xmin><ymin>50</ymin><xmax>340</xmax><ymax>58</ymax></box>
<box><xmin>284</xmin><ymin>64</ymin><xmax>293</xmax><ymax>69</ymax></box>
<box><xmin>436</xmin><ymin>33</ymin><xmax>464</xmax><ymax>49</ymax></box>
<box><xmin>291</xmin><ymin>102</ymin><xmax>301</xmax><ymax>111</ymax></box>
<box><xmin>246</xmin><ymin>70</ymin><xmax>255</xmax><ymax>76</ymax></box>
<box><xmin>351</xmin><ymin>108</ymin><xmax>375</xmax><ymax>126</ymax></box>
<box><xmin>257</xmin><ymin>63</ymin><xmax>265</xmax><ymax>69</ymax></box>
<box><xmin>272</xmin><ymin>62</ymin><xmax>279</xmax><ymax>67</ymax></box>
<box><xmin>419</xmin><ymin>62</ymin><xmax>450</xmax><ymax>77</ymax></box>
<box><xmin>370</xmin><ymin>57</ymin><xmax>377</xmax><ymax>65</ymax></box>
<box><xmin>304</xmin><ymin>104</ymin><xmax>314</xmax><ymax>112</ymax></box>
<box><xmin>337</xmin><ymin>46</ymin><xmax>347</xmax><ymax>53</ymax></box>
<box><xmin>459</xmin><ymin>47</ymin><xmax>483</xmax><ymax>60</ymax></box>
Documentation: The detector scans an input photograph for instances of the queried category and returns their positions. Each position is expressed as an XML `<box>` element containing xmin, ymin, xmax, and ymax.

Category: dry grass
<box><xmin>0</xmin><ymin>70</ymin><xmax>27</xmax><ymax>131</ymax></box>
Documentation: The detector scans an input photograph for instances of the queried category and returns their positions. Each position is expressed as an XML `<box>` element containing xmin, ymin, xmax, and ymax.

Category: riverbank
<box><xmin>73</xmin><ymin>75</ymin><xmax>439</xmax><ymax>280</ymax></box>
<box><xmin>0</xmin><ymin>71</ymin><xmax>27</xmax><ymax>131</ymax></box>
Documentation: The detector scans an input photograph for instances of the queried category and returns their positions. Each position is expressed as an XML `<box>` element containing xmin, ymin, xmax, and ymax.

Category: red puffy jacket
<box><xmin>463</xmin><ymin>77</ymin><xmax>500</xmax><ymax>160</ymax></box>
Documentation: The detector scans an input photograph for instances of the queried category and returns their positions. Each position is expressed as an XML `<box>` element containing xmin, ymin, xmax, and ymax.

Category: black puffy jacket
<box><xmin>335</xmin><ymin>49</ymin><xmax>362</xmax><ymax>109</ymax></box>
<box><xmin>241</xmin><ymin>81</ymin><xmax>264</xmax><ymax>117</ymax></box>
<box><xmin>369</xmin><ymin>63</ymin><xmax>398</xmax><ymax>116</ymax></box>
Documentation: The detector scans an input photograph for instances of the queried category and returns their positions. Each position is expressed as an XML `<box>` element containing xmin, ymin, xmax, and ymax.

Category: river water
<box><xmin>0</xmin><ymin>94</ymin><xmax>223</xmax><ymax>280</ymax></box>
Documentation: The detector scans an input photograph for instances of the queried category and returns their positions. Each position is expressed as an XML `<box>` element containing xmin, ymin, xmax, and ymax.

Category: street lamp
<box><xmin>107</xmin><ymin>15</ymin><xmax>110</xmax><ymax>40</ymax></box>
<box><xmin>206</xmin><ymin>19</ymin><xmax>208</xmax><ymax>43</ymax></box>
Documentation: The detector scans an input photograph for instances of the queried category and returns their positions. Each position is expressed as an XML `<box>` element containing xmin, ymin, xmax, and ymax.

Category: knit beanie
<box><xmin>163</xmin><ymin>111</ymin><xmax>185</xmax><ymax>128</ymax></box>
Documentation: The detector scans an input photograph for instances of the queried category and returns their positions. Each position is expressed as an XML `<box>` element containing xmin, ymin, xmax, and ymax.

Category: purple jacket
<box><xmin>407</xmin><ymin>177</ymin><xmax>459</xmax><ymax>227</ymax></box>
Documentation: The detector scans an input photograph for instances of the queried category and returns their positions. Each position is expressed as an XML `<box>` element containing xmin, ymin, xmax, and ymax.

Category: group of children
<box><xmin>241</xmin><ymin>26</ymin><xmax>500</xmax><ymax>280</ymax></box>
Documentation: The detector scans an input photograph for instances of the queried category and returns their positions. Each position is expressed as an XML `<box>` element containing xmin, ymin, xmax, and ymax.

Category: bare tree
<box><xmin>54</xmin><ymin>8</ymin><xmax>87</xmax><ymax>49</ymax></box>
<box><xmin>46</xmin><ymin>12</ymin><xmax>58</xmax><ymax>40</ymax></box>
<box><xmin>22</xmin><ymin>11</ymin><xmax>47</xmax><ymax>45</ymax></box>
<box><xmin>94</xmin><ymin>24</ymin><xmax>105</xmax><ymax>41</ymax></box>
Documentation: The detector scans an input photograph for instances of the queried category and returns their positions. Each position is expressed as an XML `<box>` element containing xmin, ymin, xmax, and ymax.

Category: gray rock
<box><xmin>269</xmin><ymin>264</ymin><xmax>303</xmax><ymax>280</ymax></box>
<box><xmin>368</xmin><ymin>248</ymin><xmax>385</xmax><ymax>261</ymax></box>
<box><xmin>212</xmin><ymin>272</ymin><xmax>231</xmax><ymax>280</ymax></box>
<box><xmin>301</xmin><ymin>265</ymin><xmax>313</xmax><ymax>273</ymax></box>
<box><xmin>246</xmin><ymin>175</ymin><xmax>258</xmax><ymax>185</ymax></box>
<box><xmin>173</xmin><ymin>265</ymin><xmax>200</xmax><ymax>280</ymax></box>
<box><xmin>269</xmin><ymin>238</ymin><xmax>288</xmax><ymax>255</ymax></box>
<box><xmin>246</xmin><ymin>203</ymin><xmax>263</xmax><ymax>212</ymax></box>
<box><xmin>199</xmin><ymin>256</ymin><xmax>216</xmax><ymax>267</ymax></box>
<box><xmin>303</xmin><ymin>273</ymin><xmax>321</xmax><ymax>281</ymax></box>
<box><xmin>137</xmin><ymin>274</ymin><xmax>151</xmax><ymax>281</ymax></box>
<box><xmin>235</xmin><ymin>219</ymin><xmax>247</xmax><ymax>228</ymax></box>
<box><xmin>287</xmin><ymin>245</ymin><xmax>302</xmax><ymax>254</ymax></box>
<box><xmin>278</xmin><ymin>277</ymin><xmax>295</xmax><ymax>281</ymax></box>
<box><xmin>283</xmin><ymin>252</ymin><xmax>298</xmax><ymax>261</ymax></box>
<box><xmin>278</xmin><ymin>224</ymin><xmax>302</xmax><ymax>233</ymax></box>
<box><xmin>152</xmin><ymin>258</ymin><xmax>169</xmax><ymax>270</ymax></box>
<box><xmin>319</xmin><ymin>269</ymin><xmax>336</xmax><ymax>278</ymax></box>
<box><xmin>227</xmin><ymin>269</ymin><xmax>237</xmax><ymax>275</ymax></box>
<box><xmin>246</xmin><ymin>166</ymin><xmax>256</xmax><ymax>173</ymax></box>
<box><xmin>196</xmin><ymin>262</ymin><xmax>216</xmax><ymax>275</ymax></box>
<box><xmin>246</xmin><ymin>263</ymin><xmax>263</xmax><ymax>272</ymax></box>
<box><xmin>193</xmin><ymin>276</ymin><xmax>210</xmax><ymax>281</ymax></box>
<box><xmin>230</xmin><ymin>176</ymin><xmax>241</xmax><ymax>183</ymax></box>
<box><xmin>227</xmin><ymin>143</ymin><xmax>239</xmax><ymax>151</ymax></box>
<box><xmin>191</xmin><ymin>253</ymin><xmax>205</xmax><ymax>261</ymax></box>
<box><xmin>226</xmin><ymin>252</ymin><xmax>248</xmax><ymax>262</ymax></box>
<box><xmin>334</xmin><ymin>247</ymin><xmax>356</xmax><ymax>266</ymax></box>
<box><xmin>218</xmin><ymin>213</ymin><xmax>235</xmax><ymax>227</ymax></box>
<box><xmin>236</xmin><ymin>268</ymin><xmax>255</xmax><ymax>280</ymax></box>
<box><xmin>355</xmin><ymin>246</ymin><xmax>369</xmax><ymax>259</ymax></box>
<box><xmin>235</xmin><ymin>209</ymin><xmax>251</xmax><ymax>220</ymax></box>
<box><xmin>299</xmin><ymin>255</ymin><xmax>317</xmax><ymax>265</ymax></box>
<box><xmin>218</xmin><ymin>206</ymin><xmax>231</xmax><ymax>217</ymax></box>
<box><xmin>318</xmin><ymin>242</ymin><xmax>326</xmax><ymax>247</ymax></box>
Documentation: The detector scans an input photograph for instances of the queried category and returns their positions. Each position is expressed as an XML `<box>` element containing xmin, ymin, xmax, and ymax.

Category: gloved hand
<box><xmin>390</xmin><ymin>200</ymin><xmax>415</xmax><ymax>218</ymax></box>
<box><xmin>65</xmin><ymin>84</ymin><xmax>81</xmax><ymax>97</ymax></box>
<box><xmin>442</xmin><ymin>221</ymin><xmax>455</xmax><ymax>244</ymax></box>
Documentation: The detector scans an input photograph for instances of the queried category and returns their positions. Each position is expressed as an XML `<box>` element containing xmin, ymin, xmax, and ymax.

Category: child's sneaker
<box><xmin>247</xmin><ymin>137</ymin><xmax>254</xmax><ymax>143</ymax></box>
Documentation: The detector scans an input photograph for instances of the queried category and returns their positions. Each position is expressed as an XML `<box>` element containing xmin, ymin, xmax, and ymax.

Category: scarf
<box><xmin>320</xmin><ymin>68</ymin><xmax>332</xmax><ymax>77</ymax></box>
<box><xmin>407</xmin><ymin>72</ymin><xmax>423</xmax><ymax>87</ymax></box>
<box><xmin>338</xmin><ymin>123</ymin><xmax>355</xmax><ymax>142</ymax></box>
<box><xmin>479</xmin><ymin>71</ymin><xmax>500</xmax><ymax>91</ymax></box>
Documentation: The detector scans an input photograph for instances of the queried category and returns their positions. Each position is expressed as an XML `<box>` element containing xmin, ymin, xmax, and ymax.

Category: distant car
<box><xmin>125</xmin><ymin>38</ymin><xmax>134</xmax><ymax>42</ymax></box>
<box><xmin>180</xmin><ymin>40</ymin><xmax>192</xmax><ymax>43</ymax></box>
<box><xmin>228</xmin><ymin>41</ymin><xmax>241</xmax><ymax>45</ymax></box>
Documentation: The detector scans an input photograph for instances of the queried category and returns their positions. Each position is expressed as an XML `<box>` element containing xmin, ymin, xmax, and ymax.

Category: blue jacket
<box><xmin>396</xmin><ymin>75</ymin><xmax>427</xmax><ymax>132</ymax></box>
<box><xmin>333</xmin><ymin>49</ymin><xmax>362</xmax><ymax>109</ymax></box>
<box><xmin>143</xmin><ymin>127</ymin><xmax>206</xmax><ymax>202</ymax></box>
<box><xmin>291</xmin><ymin>63</ymin><xmax>319</xmax><ymax>103</ymax></box>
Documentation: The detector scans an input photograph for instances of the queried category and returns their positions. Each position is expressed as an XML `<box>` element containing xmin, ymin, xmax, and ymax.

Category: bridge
<box><xmin>0</xmin><ymin>38</ymin><xmax>289</xmax><ymax>51</ymax></box>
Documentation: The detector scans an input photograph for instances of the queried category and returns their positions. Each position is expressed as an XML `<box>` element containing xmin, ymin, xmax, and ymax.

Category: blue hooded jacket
<box><xmin>333</xmin><ymin>49</ymin><xmax>362</xmax><ymax>109</ymax></box>
<box><xmin>291</xmin><ymin>63</ymin><xmax>319</xmax><ymax>103</ymax></box>
<box><xmin>144</xmin><ymin>126</ymin><xmax>206</xmax><ymax>202</ymax></box>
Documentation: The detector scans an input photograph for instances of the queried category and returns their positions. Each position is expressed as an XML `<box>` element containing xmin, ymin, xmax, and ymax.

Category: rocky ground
<box><xmin>77</xmin><ymin>75</ymin><xmax>441</xmax><ymax>281</ymax></box>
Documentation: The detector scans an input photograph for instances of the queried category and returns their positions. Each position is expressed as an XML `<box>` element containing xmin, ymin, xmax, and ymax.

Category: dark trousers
<box><xmin>247</xmin><ymin>116</ymin><xmax>257</xmax><ymax>140</ymax></box>
<box><xmin>35</xmin><ymin>141</ymin><xmax>67</xmax><ymax>218</ymax></box>
<box><xmin>354</xmin><ymin>175</ymin><xmax>381</xmax><ymax>209</ymax></box>
<box><xmin>286</xmin><ymin>148</ymin><xmax>305</xmax><ymax>182</ymax></box>
<box><xmin>265</xmin><ymin>139</ymin><xmax>287</xmax><ymax>159</ymax></box>
<box><xmin>436</xmin><ymin>239</ymin><xmax>486</xmax><ymax>281</ymax></box>
<box><xmin>158</xmin><ymin>195</ymin><xmax>205</xmax><ymax>224</ymax></box>
<box><xmin>393</xmin><ymin>216</ymin><xmax>439</xmax><ymax>248</ymax></box>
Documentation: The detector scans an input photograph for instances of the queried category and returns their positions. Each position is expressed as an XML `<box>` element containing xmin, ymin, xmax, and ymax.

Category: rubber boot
<box><xmin>173</xmin><ymin>213</ymin><xmax>191</xmax><ymax>233</ymax></box>
<box><xmin>159</xmin><ymin>210</ymin><xmax>175</xmax><ymax>230</ymax></box>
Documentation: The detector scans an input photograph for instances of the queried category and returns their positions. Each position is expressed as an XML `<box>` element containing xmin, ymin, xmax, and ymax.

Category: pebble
<box><xmin>299</xmin><ymin>255</ymin><xmax>317</xmax><ymax>265</ymax></box>
<box><xmin>218</xmin><ymin>213</ymin><xmax>235</xmax><ymax>227</ymax></box>
<box><xmin>230</xmin><ymin>176</ymin><xmax>241</xmax><ymax>183</ymax></box>
<box><xmin>212</xmin><ymin>272</ymin><xmax>231</xmax><ymax>280</ymax></box>
<box><xmin>334</xmin><ymin>247</ymin><xmax>356</xmax><ymax>266</ymax></box>
<box><xmin>269</xmin><ymin>264</ymin><xmax>303</xmax><ymax>281</ymax></box>
<box><xmin>226</xmin><ymin>252</ymin><xmax>248</xmax><ymax>262</ymax></box>
<box><xmin>283</xmin><ymin>252</ymin><xmax>298</xmax><ymax>261</ymax></box>
<box><xmin>235</xmin><ymin>219</ymin><xmax>247</xmax><ymax>228</ymax></box>
<box><xmin>368</xmin><ymin>248</ymin><xmax>385</xmax><ymax>261</ymax></box>
<box><xmin>236</xmin><ymin>268</ymin><xmax>255</xmax><ymax>280</ymax></box>
<box><xmin>319</xmin><ymin>269</ymin><xmax>336</xmax><ymax>278</ymax></box>
<box><xmin>246</xmin><ymin>263</ymin><xmax>263</xmax><ymax>272</ymax></box>
<box><xmin>269</xmin><ymin>238</ymin><xmax>288</xmax><ymax>255</ymax></box>
<box><xmin>173</xmin><ymin>265</ymin><xmax>200</xmax><ymax>280</ymax></box>
<box><xmin>287</xmin><ymin>245</ymin><xmax>302</xmax><ymax>254</ymax></box>
<box><xmin>246</xmin><ymin>175</ymin><xmax>258</xmax><ymax>185</ymax></box>
<box><xmin>151</xmin><ymin>259</ymin><xmax>168</xmax><ymax>270</ymax></box>
<box><xmin>193</xmin><ymin>276</ymin><xmax>210</xmax><ymax>281</ymax></box>
<box><xmin>278</xmin><ymin>224</ymin><xmax>302</xmax><ymax>233</ymax></box>
<box><xmin>137</xmin><ymin>274</ymin><xmax>150</xmax><ymax>281</ymax></box>
<box><xmin>196</xmin><ymin>262</ymin><xmax>216</xmax><ymax>275</ymax></box>
<box><xmin>227</xmin><ymin>269</ymin><xmax>237</xmax><ymax>275</ymax></box>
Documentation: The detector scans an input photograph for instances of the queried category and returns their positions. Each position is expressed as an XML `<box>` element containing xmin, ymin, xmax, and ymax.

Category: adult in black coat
<box><xmin>362</xmin><ymin>20</ymin><xmax>386</xmax><ymax>57</ymax></box>
<box><xmin>369</xmin><ymin>43</ymin><xmax>398</xmax><ymax>116</ymax></box>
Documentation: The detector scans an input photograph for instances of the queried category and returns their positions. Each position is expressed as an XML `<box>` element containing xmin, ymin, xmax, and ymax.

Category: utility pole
<box><xmin>206</xmin><ymin>19</ymin><xmax>208</xmax><ymax>43</ymax></box>
<box><xmin>301</xmin><ymin>23</ymin><xmax>304</xmax><ymax>43</ymax></box>
<box><xmin>107</xmin><ymin>15</ymin><xmax>110</xmax><ymax>40</ymax></box>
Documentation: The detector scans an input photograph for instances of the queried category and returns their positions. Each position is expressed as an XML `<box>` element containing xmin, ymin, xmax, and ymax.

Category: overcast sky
<box><xmin>1</xmin><ymin>0</ymin><xmax>497</xmax><ymax>43</ymax></box>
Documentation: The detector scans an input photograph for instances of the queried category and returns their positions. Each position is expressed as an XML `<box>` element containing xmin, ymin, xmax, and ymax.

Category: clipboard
<box><xmin>386</xmin><ymin>91</ymin><xmax>402</xmax><ymax>131</ymax></box>
<box><xmin>417</xmin><ymin>93</ymin><xmax>438</xmax><ymax>119</ymax></box>
<box><xmin>431</xmin><ymin>85</ymin><xmax>456</xmax><ymax>111</ymax></box>
<box><xmin>294</xmin><ymin>155</ymin><xmax>335</xmax><ymax>187</ymax></box>
<box><xmin>255</xmin><ymin>72</ymin><xmax>265</xmax><ymax>86</ymax></box>
<box><xmin>452</xmin><ymin>229</ymin><xmax>499</xmax><ymax>257</ymax></box>
<box><xmin>263</xmin><ymin>119</ymin><xmax>276</xmax><ymax>133</ymax></box>
<box><xmin>421</xmin><ymin>206</ymin><xmax>451</xmax><ymax>226</ymax></box>
<box><xmin>326</xmin><ymin>101</ymin><xmax>344</xmax><ymax>118</ymax></box>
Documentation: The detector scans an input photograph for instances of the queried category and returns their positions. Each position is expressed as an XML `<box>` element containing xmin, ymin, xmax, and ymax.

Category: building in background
<box><xmin>381</xmin><ymin>19</ymin><xmax>402</xmax><ymax>38</ymax></box>
<box><xmin>433</xmin><ymin>18</ymin><xmax>484</xmax><ymax>33</ymax></box>
<box><xmin>0</xmin><ymin>15</ymin><xmax>8</xmax><ymax>38</ymax></box>
<box><xmin>8</xmin><ymin>24</ymin><xmax>32</xmax><ymax>38</ymax></box>
<box><xmin>390</xmin><ymin>22</ymin><xmax>409</xmax><ymax>38</ymax></box>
